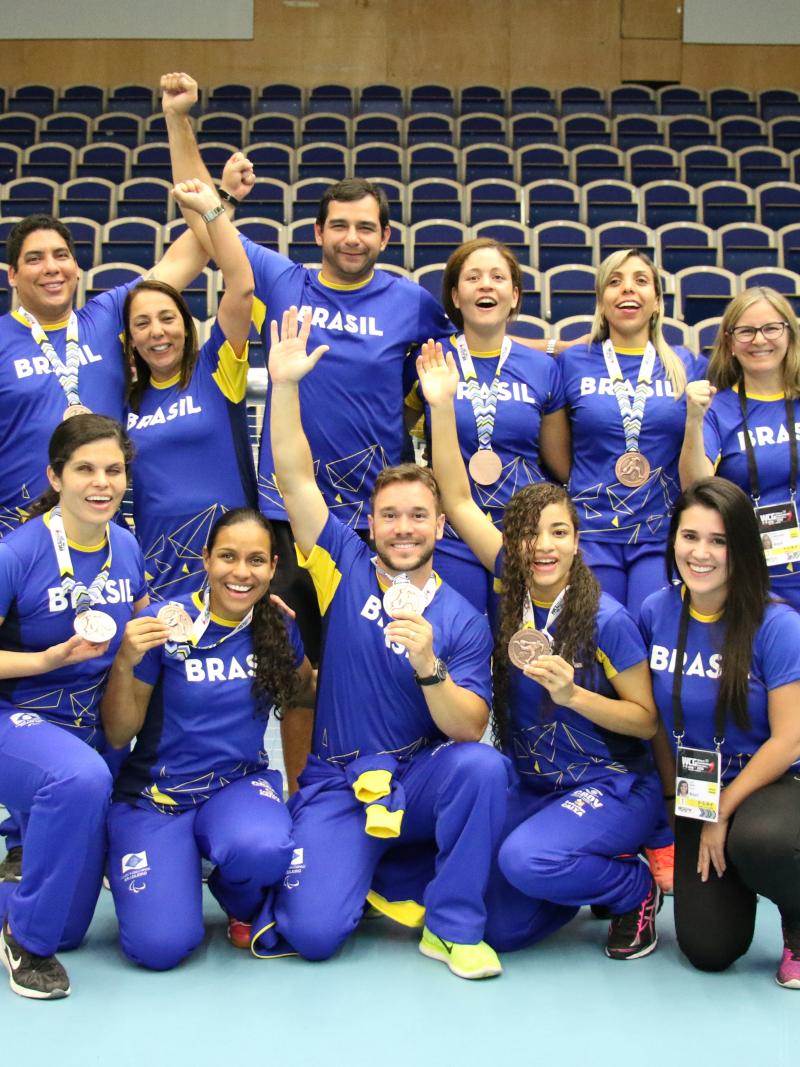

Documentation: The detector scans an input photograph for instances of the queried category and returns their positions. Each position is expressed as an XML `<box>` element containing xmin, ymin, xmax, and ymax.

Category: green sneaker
<box><xmin>418</xmin><ymin>925</ymin><xmax>502</xmax><ymax>980</ymax></box>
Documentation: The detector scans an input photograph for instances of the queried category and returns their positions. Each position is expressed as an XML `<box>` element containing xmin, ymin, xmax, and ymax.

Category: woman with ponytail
<box><xmin>101</xmin><ymin>508</ymin><xmax>313</xmax><ymax>971</ymax></box>
<box><xmin>417</xmin><ymin>343</ymin><xmax>663</xmax><ymax>962</ymax></box>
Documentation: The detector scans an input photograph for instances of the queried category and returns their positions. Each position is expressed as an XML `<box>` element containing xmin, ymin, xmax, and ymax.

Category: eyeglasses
<box><xmin>728</xmin><ymin>321</ymin><xmax>789</xmax><ymax>343</ymax></box>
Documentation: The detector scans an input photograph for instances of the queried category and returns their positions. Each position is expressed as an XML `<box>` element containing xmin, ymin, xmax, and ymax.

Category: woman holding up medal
<box><xmin>639</xmin><ymin>478</ymin><xmax>800</xmax><ymax>987</ymax></box>
<box><xmin>679</xmin><ymin>288</ymin><xmax>800</xmax><ymax>612</ymax></box>
<box><xmin>405</xmin><ymin>238</ymin><xmax>570</xmax><ymax>615</ymax></box>
<box><xmin>416</xmin><ymin>343</ymin><xmax>664</xmax><ymax>961</ymax></box>
<box><xmin>102</xmin><ymin>508</ymin><xmax>314</xmax><ymax>970</ymax></box>
<box><xmin>560</xmin><ymin>249</ymin><xmax>706</xmax><ymax>617</ymax></box>
<box><xmin>123</xmin><ymin>175</ymin><xmax>257</xmax><ymax>602</ymax></box>
<box><xmin>0</xmin><ymin>414</ymin><xmax>148</xmax><ymax>1000</ymax></box>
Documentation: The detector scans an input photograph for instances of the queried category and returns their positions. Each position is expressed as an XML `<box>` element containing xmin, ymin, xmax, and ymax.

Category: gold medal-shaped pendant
<box><xmin>614</xmin><ymin>451</ymin><xmax>651</xmax><ymax>488</ymax></box>
<box><xmin>468</xmin><ymin>448</ymin><xmax>503</xmax><ymax>485</ymax></box>
<box><xmin>508</xmin><ymin>628</ymin><xmax>552</xmax><ymax>669</ymax></box>
<box><xmin>74</xmin><ymin>609</ymin><xmax>117</xmax><ymax>644</ymax></box>
<box><xmin>157</xmin><ymin>602</ymin><xmax>194</xmax><ymax>641</ymax></box>
<box><xmin>63</xmin><ymin>404</ymin><xmax>93</xmax><ymax>420</ymax></box>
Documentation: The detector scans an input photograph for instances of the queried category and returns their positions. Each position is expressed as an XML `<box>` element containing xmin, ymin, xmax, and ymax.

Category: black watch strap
<box><xmin>415</xmin><ymin>658</ymin><xmax>447</xmax><ymax>686</ymax></box>
<box><xmin>216</xmin><ymin>186</ymin><xmax>240</xmax><ymax>207</ymax></box>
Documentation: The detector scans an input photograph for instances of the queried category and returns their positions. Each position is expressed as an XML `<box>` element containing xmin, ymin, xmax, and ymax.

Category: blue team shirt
<box><xmin>704</xmin><ymin>386</ymin><xmax>800</xmax><ymax>581</ymax></box>
<box><xmin>244</xmin><ymin>239</ymin><xmax>451</xmax><ymax>529</ymax></box>
<box><xmin>640</xmin><ymin>585</ymin><xmax>800</xmax><ymax>782</ymax></box>
<box><xmin>0</xmin><ymin>513</ymin><xmax>147</xmax><ymax>744</ymax></box>
<box><xmin>114</xmin><ymin>591</ymin><xmax>304</xmax><ymax>813</ymax></box>
<box><xmin>561</xmin><ymin>342</ymin><xmax>706</xmax><ymax>543</ymax></box>
<box><xmin>300</xmin><ymin>514</ymin><xmax>493</xmax><ymax>761</ymax></box>
<box><xmin>408</xmin><ymin>336</ymin><xmax>565</xmax><ymax>555</ymax></box>
<box><xmin>126</xmin><ymin>320</ymin><xmax>258</xmax><ymax>601</ymax></box>
<box><xmin>0</xmin><ymin>288</ymin><xmax>131</xmax><ymax>537</ymax></box>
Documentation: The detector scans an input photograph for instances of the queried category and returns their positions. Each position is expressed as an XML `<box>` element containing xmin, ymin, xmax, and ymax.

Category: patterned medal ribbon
<box><xmin>166</xmin><ymin>588</ymin><xmax>253</xmax><ymax>660</ymax></box>
<box><xmin>454</xmin><ymin>335</ymin><xmax>513</xmax><ymax>452</ymax></box>
<box><xmin>372</xmin><ymin>557</ymin><xmax>438</xmax><ymax>618</ymax></box>
<box><xmin>18</xmin><ymin>305</ymin><xmax>84</xmax><ymax>409</ymax></box>
<box><xmin>521</xmin><ymin>586</ymin><xmax>568</xmax><ymax>641</ymax></box>
<box><xmin>48</xmin><ymin>507</ymin><xmax>112</xmax><ymax>614</ymax></box>
<box><xmin>601</xmin><ymin>339</ymin><xmax>657</xmax><ymax>454</ymax></box>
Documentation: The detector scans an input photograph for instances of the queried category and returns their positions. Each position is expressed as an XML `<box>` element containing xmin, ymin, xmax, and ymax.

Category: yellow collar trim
<box><xmin>614</xmin><ymin>345</ymin><xmax>646</xmax><ymax>356</ymax></box>
<box><xmin>43</xmin><ymin>509</ymin><xmax>107</xmax><ymax>553</ymax></box>
<box><xmin>318</xmin><ymin>271</ymin><xmax>374</xmax><ymax>291</ymax></box>
<box><xmin>532</xmin><ymin>596</ymin><xmax>554</xmax><ymax>609</ymax></box>
<box><xmin>375</xmin><ymin>571</ymin><xmax>442</xmax><ymax>593</ymax></box>
<box><xmin>150</xmin><ymin>371</ymin><xmax>181</xmax><ymax>390</ymax></box>
<box><xmin>12</xmin><ymin>310</ymin><xmax>71</xmax><ymax>331</ymax></box>
<box><xmin>680</xmin><ymin>585</ymin><xmax>724</xmax><ymax>623</ymax></box>
<box><xmin>191</xmin><ymin>589</ymin><xmax>241</xmax><ymax>629</ymax></box>
<box><xmin>732</xmin><ymin>382</ymin><xmax>785</xmax><ymax>402</ymax></box>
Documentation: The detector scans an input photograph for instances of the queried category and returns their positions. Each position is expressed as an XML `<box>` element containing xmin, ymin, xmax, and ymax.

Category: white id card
<box><xmin>755</xmin><ymin>499</ymin><xmax>800</xmax><ymax>568</ymax></box>
<box><xmin>675</xmin><ymin>746</ymin><xmax>722</xmax><ymax>822</ymax></box>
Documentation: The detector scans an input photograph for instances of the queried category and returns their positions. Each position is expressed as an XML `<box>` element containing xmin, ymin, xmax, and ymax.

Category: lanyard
<box><xmin>737</xmin><ymin>388</ymin><xmax>798</xmax><ymax>504</ymax></box>
<box><xmin>48</xmin><ymin>507</ymin><xmax>112</xmax><ymax>614</ymax></box>
<box><xmin>601</xmin><ymin>340</ymin><xmax>657</xmax><ymax>453</ymax></box>
<box><xmin>372</xmin><ymin>558</ymin><xmax>438</xmax><ymax>612</ymax></box>
<box><xmin>166</xmin><ymin>589</ymin><xmax>253</xmax><ymax>659</ymax></box>
<box><xmin>522</xmin><ymin>586</ymin><xmax>568</xmax><ymax>641</ymax></box>
<box><xmin>18</xmin><ymin>306</ymin><xmax>83</xmax><ymax>408</ymax></box>
<box><xmin>454</xmin><ymin>335</ymin><xmax>512</xmax><ymax>451</ymax></box>
<box><xmin>670</xmin><ymin>593</ymin><xmax>726</xmax><ymax>746</ymax></box>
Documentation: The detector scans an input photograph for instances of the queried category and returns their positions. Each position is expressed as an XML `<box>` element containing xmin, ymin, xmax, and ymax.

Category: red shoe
<box><xmin>226</xmin><ymin>917</ymin><xmax>252</xmax><ymax>950</ymax></box>
<box><xmin>644</xmin><ymin>844</ymin><xmax>674</xmax><ymax>895</ymax></box>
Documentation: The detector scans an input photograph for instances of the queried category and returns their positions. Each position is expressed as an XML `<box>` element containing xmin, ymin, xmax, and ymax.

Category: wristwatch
<box><xmin>202</xmin><ymin>202</ymin><xmax>226</xmax><ymax>223</ymax></box>
<box><xmin>415</xmin><ymin>658</ymin><xmax>448</xmax><ymax>686</ymax></box>
<box><xmin>216</xmin><ymin>186</ymin><xmax>240</xmax><ymax>207</ymax></box>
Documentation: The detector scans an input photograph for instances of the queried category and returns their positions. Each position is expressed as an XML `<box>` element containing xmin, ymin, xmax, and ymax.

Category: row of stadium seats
<box><xmin>2</xmin><ymin>83</ymin><xmax>799</xmax><ymax>120</ymax></box>
<box><xmin>1</xmin><ymin>111</ymin><xmax>799</xmax><ymax>152</ymax></box>
<box><xmin>1</xmin><ymin>257</ymin><xmax>796</xmax><ymax>330</ymax></box>
<box><xmin>3</xmin><ymin>174</ymin><xmax>798</xmax><ymax>229</ymax></box>
<box><xmin>2</xmin><ymin>140</ymin><xmax>799</xmax><ymax>189</ymax></box>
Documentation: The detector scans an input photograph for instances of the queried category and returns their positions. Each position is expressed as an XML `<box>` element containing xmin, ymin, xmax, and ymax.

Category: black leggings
<box><xmin>674</xmin><ymin>773</ymin><xmax>800</xmax><ymax>972</ymax></box>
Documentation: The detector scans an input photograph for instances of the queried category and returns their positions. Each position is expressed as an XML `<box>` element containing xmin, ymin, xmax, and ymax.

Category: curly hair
<box><xmin>492</xmin><ymin>483</ymin><xmax>601</xmax><ymax>750</ymax></box>
<box><xmin>205</xmin><ymin>509</ymin><xmax>299</xmax><ymax>716</ymax></box>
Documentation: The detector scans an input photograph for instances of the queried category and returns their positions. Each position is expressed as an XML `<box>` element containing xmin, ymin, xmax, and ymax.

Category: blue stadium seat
<box><xmin>759</xmin><ymin>89</ymin><xmax>800</xmax><ymax>122</ymax></box>
<box><xmin>661</xmin><ymin>317</ymin><xmax>692</xmax><ymax>349</ymax></box>
<box><xmin>740</xmin><ymin>267</ymin><xmax>800</xmax><ymax>315</ymax></box>
<box><xmin>555</xmin><ymin>315</ymin><xmax>594</xmax><ymax>342</ymax></box>
<box><xmin>408</xmin><ymin>143</ymin><xmax>459</xmax><ymax>181</ymax></box>
<box><xmin>543</xmin><ymin>264</ymin><xmax>597</xmax><ymax>321</ymax></box>
<box><xmin>372</xmin><ymin>179</ymin><xmax>405</xmax><ymax>226</ymax></box>
<box><xmin>245</xmin><ymin>142</ymin><xmax>294</xmax><ymax>183</ymax></box>
<box><xmin>101</xmin><ymin>217</ymin><xmax>162</xmax><ymax>268</ymax></box>
<box><xmin>698</xmin><ymin>181</ymin><xmax>755</xmax><ymax>228</ymax></box>
<box><xmin>353</xmin><ymin>113</ymin><xmax>402</xmax><ymax>146</ymax></box>
<box><xmin>779</xmin><ymin>223</ymin><xmax>800</xmax><ymax>273</ymax></box>
<box><xmin>286</xmin><ymin>220</ymin><xmax>319</xmax><ymax>264</ymax></box>
<box><xmin>358</xmin><ymin>84</ymin><xmax>404</xmax><ymax>116</ymax></box>
<box><xmin>131</xmin><ymin>143</ymin><xmax>171</xmax><ymax>181</ymax></box>
<box><xmin>406</xmin><ymin>113</ymin><xmax>454</xmax><ymax>146</ymax></box>
<box><xmin>456</xmin><ymin>114</ymin><xmax>507</xmax><ymax>147</ymax></box>
<box><xmin>9</xmin><ymin>84</ymin><xmax>56</xmax><ymax>117</ymax></box>
<box><xmin>560</xmin><ymin>87</ymin><xmax>606</xmax><ymax>116</ymax></box>
<box><xmin>463</xmin><ymin>144</ymin><xmax>515</xmax><ymax>183</ymax></box>
<box><xmin>717</xmin><ymin>223</ymin><xmax>778</xmax><ymax>273</ymax></box>
<box><xmin>59</xmin><ymin>217</ymin><xmax>100</xmax><ymax>271</ymax></box>
<box><xmin>247</xmin><ymin>113</ymin><xmax>299</xmax><ymax>148</ymax></box>
<box><xmin>581</xmin><ymin>180</ymin><xmax>639</xmax><ymax>226</ymax></box>
<box><xmin>108</xmin><ymin>84</ymin><xmax>155</xmax><ymax>117</ymax></box>
<box><xmin>235</xmin><ymin>218</ymin><xmax>286</xmax><ymax>257</ymax></box>
<box><xmin>0</xmin><ymin>144</ymin><xmax>22</xmax><ymax>183</ymax></box>
<box><xmin>256</xmin><ymin>84</ymin><xmax>303</xmax><ymax>117</ymax></box>
<box><xmin>736</xmin><ymin>147</ymin><xmax>789</xmax><ymax>188</ymax></box>
<box><xmin>610</xmin><ymin>85</ymin><xmax>656</xmax><ymax>117</ymax></box>
<box><xmin>198</xmin><ymin>142</ymin><xmax>239</xmax><ymax>180</ymax></box>
<box><xmin>0</xmin><ymin>113</ymin><xmax>40</xmax><ymax>150</ymax></box>
<box><xmin>694</xmin><ymin>317</ymin><xmax>723</xmax><ymax>355</ymax></box>
<box><xmin>756</xmin><ymin>182</ymin><xmax>800</xmax><ymax>230</ymax></box>
<box><xmin>290</xmin><ymin>178</ymin><xmax>334</xmax><ymax>222</ymax></box>
<box><xmin>627</xmin><ymin>146</ymin><xmax>680</xmax><ymax>185</ymax></box>
<box><xmin>709</xmin><ymin>87</ymin><xmax>756</xmax><ymax>120</ymax></box>
<box><xmin>517</xmin><ymin>144</ymin><xmax>569</xmax><ymax>183</ymax></box>
<box><xmin>465</xmin><ymin>179</ymin><xmax>522</xmax><ymax>224</ymax></box>
<box><xmin>116</xmin><ymin>177</ymin><xmax>174</xmax><ymax>224</ymax></box>
<box><xmin>179</xmin><ymin>268</ymin><xmax>217</xmax><ymax>320</ymax></box>
<box><xmin>381</xmin><ymin>221</ymin><xmax>408</xmax><ymax>268</ymax></box>
<box><xmin>473</xmin><ymin>220</ymin><xmax>532</xmax><ymax>265</ymax></box>
<box><xmin>674</xmin><ymin>266</ymin><xmax>737</xmax><ymax>326</ymax></box>
<box><xmin>525</xmin><ymin>179</ymin><xmax>580</xmax><ymax>225</ymax></box>
<box><xmin>239</xmin><ymin>178</ymin><xmax>289</xmax><ymax>223</ymax></box>
<box><xmin>518</xmin><ymin>265</ymin><xmax>542</xmax><ymax>317</ymax></box>
<box><xmin>208</xmin><ymin>84</ymin><xmax>254</xmax><ymax>118</ymax></box>
<box><xmin>533</xmin><ymin>221</ymin><xmax>593</xmax><ymax>270</ymax></box>
<box><xmin>0</xmin><ymin>263</ymin><xmax>11</xmax><ymax>316</ymax></box>
<box><xmin>92</xmin><ymin>112</ymin><xmax>143</xmax><ymax>149</ymax></box>
<box><xmin>197</xmin><ymin>113</ymin><xmax>245</xmax><ymax>148</ymax></box>
<box><xmin>613</xmin><ymin>115</ymin><xmax>663</xmax><ymax>151</ymax></box>
<box><xmin>409</xmin><ymin>220</ymin><xmax>469</xmax><ymax>268</ymax></box>
<box><xmin>640</xmin><ymin>180</ymin><xmax>697</xmax><ymax>227</ymax></box>
<box><xmin>143</xmin><ymin>115</ymin><xmax>171</xmax><ymax>143</ymax></box>
<box><xmin>572</xmin><ymin>145</ymin><xmax>625</xmax><ymax>185</ymax></box>
<box><xmin>510</xmin><ymin>86</ymin><xmax>556</xmax><ymax>115</ymax></box>
<box><xmin>666</xmin><ymin>116</ymin><xmax>716</xmax><ymax>152</ymax></box>
<box><xmin>59</xmin><ymin>85</ymin><xmax>106</xmax><ymax>118</ymax></box>
<box><xmin>297</xmin><ymin>143</ymin><xmax>349</xmax><ymax>182</ymax></box>
<box><xmin>22</xmin><ymin>143</ymin><xmax>76</xmax><ymax>184</ymax></box>
<box><xmin>77</xmin><ymin>142</ymin><xmax>130</xmax><ymax>183</ymax></box>
<box><xmin>594</xmin><ymin>221</ymin><xmax>655</xmax><ymax>262</ymax></box>
<box><xmin>509</xmin><ymin>314</ymin><xmax>549</xmax><ymax>340</ymax></box>
<box><xmin>681</xmin><ymin>145</ymin><xmax>736</xmax><ymax>187</ymax></box>
<box><xmin>352</xmin><ymin>142</ymin><xmax>403</xmax><ymax>182</ymax></box>
<box><xmin>561</xmin><ymin>114</ymin><xmax>611</xmax><ymax>149</ymax></box>
<box><xmin>510</xmin><ymin>113</ymin><xmax>559</xmax><ymax>148</ymax></box>
<box><xmin>308</xmin><ymin>85</ymin><xmax>354</xmax><ymax>118</ymax></box>
<box><xmin>409</xmin><ymin>85</ymin><xmax>455</xmax><ymax>117</ymax></box>
<box><xmin>657</xmin><ymin>86</ymin><xmax>706</xmax><ymax>116</ymax></box>
<box><xmin>81</xmin><ymin>262</ymin><xmax>142</xmax><ymax>302</ymax></box>
<box><xmin>718</xmin><ymin>116</ymin><xmax>768</xmax><ymax>152</ymax></box>
<box><xmin>768</xmin><ymin>117</ymin><xmax>800</xmax><ymax>153</ymax></box>
<box><xmin>59</xmin><ymin>177</ymin><xmax>116</xmax><ymax>223</ymax></box>
<box><xmin>460</xmin><ymin>86</ymin><xmax>506</xmax><ymax>117</ymax></box>
<box><xmin>655</xmin><ymin>221</ymin><xmax>717</xmax><ymax>273</ymax></box>
<box><xmin>41</xmin><ymin>112</ymin><xmax>91</xmax><ymax>148</ymax></box>
<box><xmin>3</xmin><ymin>177</ymin><xmax>58</xmax><ymax>216</ymax></box>
<box><xmin>412</xmin><ymin>264</ymin><xmax>446</xmax><ymax>301</ymax></box>
<box><xmin>407</xmin><ymin>178</ymin><xmax>463</xmax><ymax>223</ymax></box>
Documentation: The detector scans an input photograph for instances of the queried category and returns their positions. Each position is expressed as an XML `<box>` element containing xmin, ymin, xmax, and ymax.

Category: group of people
<box><xmin>1</xmin><ymin>71</ymin><xmax>799</xmax><ymax>1001</ymax></box>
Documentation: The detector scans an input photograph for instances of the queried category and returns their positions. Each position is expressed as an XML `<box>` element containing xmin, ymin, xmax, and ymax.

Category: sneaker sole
<box><xmin>418</xmin><ymin>941</ymin><xmax>502</xmax><ymax>980</ymax></box>
<box><xmin>776</xmin><ymin>974</ymin><xmax>800</xmax><ymax>989</ymax></box>
<box><xmin>605</xmin><ymin>932</ymin><xmax>658</xmax><ymax>961</ymax></box>
<box><xmin>0</xmin><ymin>944</ymin><xmax>70</xmax><ymax>1000</ymax></box>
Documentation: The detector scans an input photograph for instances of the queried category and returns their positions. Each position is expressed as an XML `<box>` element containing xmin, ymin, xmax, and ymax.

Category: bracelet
<box><xmin>217</xmin><ymin>186</ymin><xmax>240</xmax><ymax>207</ymax></box>
<box><xmin>545</xmin><ymin>338</ymin><xmax>557</xmax><ymax>355</ymax></box>
<box><xmin>202</xmin><ymin>202</ymin><xmax>225</xmax><ymax>223</ymax></box>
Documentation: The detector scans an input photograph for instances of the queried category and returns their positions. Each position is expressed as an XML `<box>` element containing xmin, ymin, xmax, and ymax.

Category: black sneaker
<box><xmin>604</xmin><ymin>877</ymin><xmax>662</xmax><ymax>960</ymax></box>
<box><xmin>0</xmin><ymin>921</ymin><xmax>71</xmax><ymax>1000</ymax></box>
<box><xmin>0</xmin><ymin>847</ymin><xmax>22</xmax><ymax>882</ymax></box>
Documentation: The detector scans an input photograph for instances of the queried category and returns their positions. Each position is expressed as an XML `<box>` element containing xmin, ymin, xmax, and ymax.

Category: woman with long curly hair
<box><xmin>417</xmin><ymin>341</ymin><xmax>664</xmax><ymax>961</ymax></box>
<box><xmin>101</xmin><ymin>508</ymin><xmax>314</xmax><ymax>970</ymax></box>
<box><xmin>640</xmin><ymin>478</ymin><xmax>800</xmax><ymax>987</ymax></box>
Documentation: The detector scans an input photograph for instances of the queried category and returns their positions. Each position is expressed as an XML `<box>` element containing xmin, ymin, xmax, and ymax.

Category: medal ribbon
<box><xmin>521</xmin><ymin>586</ymin><xmax>568</xmax><ymax>642</ymax></box>
<box><xmin>454</xmin><ymin>335</ymin><xmax>512</xmax><ymax>452</ymax></box>
<box><xmin>166</xmin><ymin>588</ymin><xmax>253</xmax><ymax>660</ymax></box>
<box><xmin>737</xmin><ymin>388</ymin><xmax>798</xmax><ymax>504</ymax></box>
<box><xmin>601</xmin><ymin>339</ymin><xmax>657</xmax><ymax>454</ymax></box>
<box><xmin>18</xmin><ymin>306</ymin><xmax>83</xmax><ymax>409</ymax></box>
<box><xmin>48</xmin><ymin>507</ymin><xmax>112</xmax><ymax>616</ymax></box>
<box><xmin>670</xmin><ymin>591</ymin><xmax>727</xmax><ymax>747</ymax></box>
<box><xmin>372</xmin><ymin>558</ymin><xmax>438</xmax><ymax>613</ymax></box>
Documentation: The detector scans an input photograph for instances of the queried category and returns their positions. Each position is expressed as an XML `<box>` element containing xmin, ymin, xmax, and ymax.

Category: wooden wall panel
<box><xmin>621</xmin><ymin>38</ymin><xmax>682</xmax><ymax>83</ymax></box>
<box><xmin>682</xmin><ymin>45</ymin><xmax>800</xmax><ymax>90</ymax></box>
<box><xmin>622</xmin><ymin>0</ymin><xmax>682</xmax><ymax>40</ymax></box>
<box><xmin>508</xmin><ymin>0</ymin><xmax>622</xmax><ymax>88</ymax></box>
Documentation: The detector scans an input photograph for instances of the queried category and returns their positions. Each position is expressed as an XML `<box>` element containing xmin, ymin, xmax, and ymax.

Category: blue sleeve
<box><xmin>85</xmin><ymin>279</ymin><xmax>141</xmax><ymax>332</ymax></box>
<box><xmin>444</xmin><ymin>609</ymin><xmax>493</xmax><ymax>706</ymax></box>
<box><xmin>0</xmin><ymin>542</ymin><xmax>23</xmax><ymax>619</ymax></box>
<box><xmin>242</xmin><ymin>236</ymin><xmax>294</xmax><ymax>301</ymax></box>
<box><xmin>286</xmin><ymin>616</ymin><xmax>305</xmax><ymax>669</ymax></box>
<box><xmin>637</xmin><ymin>594</ymin><xmax>656</xmax><ymax>647</ymax></box>
<box><xmin>703</xmin><ymin>404</ymin><xmax>723</xmax><ymax>466</ymax></box>
<box><xmin>415</xmin><ymin>286</ymin><xmax>451</xmax><ymax>344</ymax></box>
<box><xmin>133</xmin><ymin>645</ymin><xmax>163</xmax><ymax>687</ymax></box>
<box><xmin>544</xmin><ymin>354</ymin><xmax>566</xmax><ymax>414</ymax></box>
<box><xmin>597</xmin><ymin>600</ymin><xmax>648</xmax><ymax>676</ymax></box>
<box><xmin>755</xmin><ymin>606</ymin><xmax>800</xmax><ymax>691</ymax></box>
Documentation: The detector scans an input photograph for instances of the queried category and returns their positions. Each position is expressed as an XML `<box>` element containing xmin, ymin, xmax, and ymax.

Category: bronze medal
<box><xmin>468</xmin><ymin>448</ymin><xmax>503</xmax><ymax>485</ymax></box>
<box><xmin>63</xmin><ymin>404</ymin><xmax>92</xmax><ymax>420</ymax></box>
<box><xmin>74</xmin><ymin>609</ymin><xmax>117</xmax><ymax>644</ymax></box>
<box><xmin>614</xmin><ymin>451</ymin><xmax>651</xmax><ymax>488</ymax></box>
<box><xmin>157</xmin><ymin>602</ymin><xmax>194</xmax><ymax>641</ymax></box>
<box><xmin>383</xmin><ymin>581</ymin><xmax>425</xmax><ymax>618</ymax></box>
<box><xmin>508</xmin><ymin>628</ymin><xmax>552</xmax><ymax>669</ymax></box>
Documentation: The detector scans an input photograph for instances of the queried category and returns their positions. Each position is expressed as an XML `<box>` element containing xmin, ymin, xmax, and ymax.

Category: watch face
<box><xmin>435</xmin><ymin>658</ymin><xmax>447</xmax><ymax>682</ymax></box>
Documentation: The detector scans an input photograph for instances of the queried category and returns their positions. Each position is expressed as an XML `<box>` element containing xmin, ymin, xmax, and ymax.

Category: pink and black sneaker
<box><xmin>605</xmin><ymin>877</ymin><xmax>662</xmax><ymax>960</ymax></box>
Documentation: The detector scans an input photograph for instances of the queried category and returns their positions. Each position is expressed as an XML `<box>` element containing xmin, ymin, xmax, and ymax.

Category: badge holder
<box><xmin>674</xmin><ymin>736</ymin><xmax>722</xmax><ymax>823</ymax></box>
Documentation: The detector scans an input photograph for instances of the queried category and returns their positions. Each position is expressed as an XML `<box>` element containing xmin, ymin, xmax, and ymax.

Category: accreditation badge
<box><xmin>675</xmin><ymin>746</ymin><xmax>721</xmax><ymax>822</ymax></box>
<box><xmin>754</xmin><ymin>499</ymin><xmax>800</xmax><ymax>568</ymax></box>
